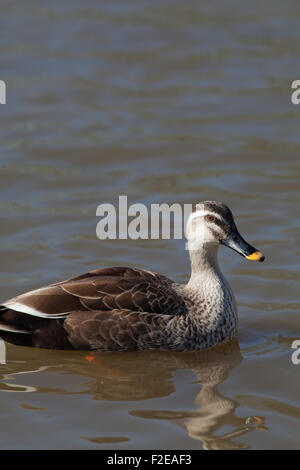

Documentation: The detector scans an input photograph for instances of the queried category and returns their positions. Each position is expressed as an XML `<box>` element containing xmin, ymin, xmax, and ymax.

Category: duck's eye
<box><xmin>207</xmin><ymin>215</ymin><xmax>215</xmax><ymax>223</ymax></box>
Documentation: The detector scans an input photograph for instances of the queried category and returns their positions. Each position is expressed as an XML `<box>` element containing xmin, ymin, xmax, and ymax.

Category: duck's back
<box><xmin>0</xmin><ymin>267</ymin><xmax>188</xmax><ymax>351</ymax></box>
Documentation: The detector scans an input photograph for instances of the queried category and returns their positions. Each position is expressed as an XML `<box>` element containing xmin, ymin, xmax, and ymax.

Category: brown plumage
<box><xmin>0</xmin><ymin>267</ymin><xmax>188</xmax><ymax>351</ymax></box>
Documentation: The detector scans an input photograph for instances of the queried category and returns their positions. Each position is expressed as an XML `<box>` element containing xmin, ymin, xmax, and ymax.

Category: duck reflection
<box><xmin>128</xmin><ymin>340</ymin><xmax>267</xmax><ymax>450</ymax></box>
<box><xmin>0</xmin><ymin>339</ymin><xmax>266</xmax><ymax>449</ymax></box>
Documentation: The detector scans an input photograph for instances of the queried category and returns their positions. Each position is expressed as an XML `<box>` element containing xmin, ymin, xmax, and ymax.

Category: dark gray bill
<box><xmin>221</xmin><ymin>230</ymin><xmax>265</xmax><ymax>262</ymax></box>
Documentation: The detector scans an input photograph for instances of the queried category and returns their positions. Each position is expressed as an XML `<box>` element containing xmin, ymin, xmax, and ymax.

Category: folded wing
<box><xmin>1</xmin><ymin>267</ymin><xmax>187</xmax><ymax>319</ymax></box>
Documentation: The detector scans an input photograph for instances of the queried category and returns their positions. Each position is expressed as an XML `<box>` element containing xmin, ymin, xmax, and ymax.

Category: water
<box><xmin>0</xmin><ymin>0</ymin><xmax>299</xmax><ymax>450</ymax></box>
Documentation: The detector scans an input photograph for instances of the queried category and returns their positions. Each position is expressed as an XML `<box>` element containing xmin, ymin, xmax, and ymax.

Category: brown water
<box><xmin>0</xmin><ymin>0</ymin><xmax>299</xmax><ymax>450</ymax></box>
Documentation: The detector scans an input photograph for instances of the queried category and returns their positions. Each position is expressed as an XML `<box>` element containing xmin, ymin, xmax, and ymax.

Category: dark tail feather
<box><xmin>0</xmin><ymin>327</ymin><xmax>33</xmax><ymax>347</ymax></box>
<box><xmin>0</xmin><ymin>306</ymin><xmax>73</xmax><ymax>349</ymax></box>
<box><xmin>0</xmin><ymin>307</ymin><xmax>33</xmax><ymax>346</ymax></box>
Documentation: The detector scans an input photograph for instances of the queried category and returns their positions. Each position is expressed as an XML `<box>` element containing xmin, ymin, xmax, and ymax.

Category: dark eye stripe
<box><xmin>204</xmin><ymin>214</ymin><xmax>228</xmax><ymax>235</ymax></box>
<box><xmin>209</xmin><ymin>227</ymin><xmax>222</xmax><ymax>240</ymax></box>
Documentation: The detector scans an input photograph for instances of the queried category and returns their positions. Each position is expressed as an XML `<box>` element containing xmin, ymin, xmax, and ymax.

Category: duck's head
<box><xmin>186</xmin><ymin>201</ymin><xmax>265</xmax><ymax>262</ymax></box>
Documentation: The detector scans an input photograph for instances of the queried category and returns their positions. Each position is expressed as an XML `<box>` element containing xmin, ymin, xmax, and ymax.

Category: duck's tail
<box><xmin>0</xmin><ymin>306</ymin><xmax>73</xmax><ymax>349</ymax></box>
<box><xmin>0</xmin><ymin>306</ymin><xmax>33</xmax><ymax>346</ymax></box>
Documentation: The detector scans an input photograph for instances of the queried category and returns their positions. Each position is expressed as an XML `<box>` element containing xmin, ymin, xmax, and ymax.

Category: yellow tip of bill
<box><xmin>246</xmin><ymin>251</ymin><xmax>265</xmax><ymax>261</ymax></box>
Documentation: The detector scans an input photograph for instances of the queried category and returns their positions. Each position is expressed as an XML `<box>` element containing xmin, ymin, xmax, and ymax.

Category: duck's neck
<box><xmin>186</xmin><ymin>243</ymin><xmax>223</xmax><ymax>289</ymax></box>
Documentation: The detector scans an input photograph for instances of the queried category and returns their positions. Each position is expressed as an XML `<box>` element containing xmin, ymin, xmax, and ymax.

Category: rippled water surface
<box><xmin>0</xmin><ymin>0</ymin><xmax>299</xmax><ymax>450</ymax></box>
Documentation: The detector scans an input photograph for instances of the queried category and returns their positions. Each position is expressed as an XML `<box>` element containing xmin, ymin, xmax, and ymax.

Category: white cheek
<box><xmin>186</xmin><ymin>221</ymin><xmax>217</xmax><ymax>251</ymax></box>
<box><xmin>185</xmin><ymin>209</ymin><xmax>225</xmax><ymax>250</ymax></box>
<box><xmin>204</xmin><ymin>226</ymin><xmax>218</xmax><ymax>242</ymax></box>
<box><xmin>186</xmin><ymin>216</ymin><xmax>205</xmax><ymax>244</ymax></box>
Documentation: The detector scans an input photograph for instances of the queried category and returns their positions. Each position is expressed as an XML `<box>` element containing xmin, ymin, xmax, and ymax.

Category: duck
<box><xmin>0</xmin><ymin>201</ymin><xmax>264</xmax><ymax>352</ymax></box>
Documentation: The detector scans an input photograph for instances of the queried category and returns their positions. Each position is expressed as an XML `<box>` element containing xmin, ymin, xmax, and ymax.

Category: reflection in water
<box><xmin>128</xmin><ymin>340</ymin><xmax>267</xmax><ymax>450</ymax></box>
<box><xmin>0</xmin><ymin>339</ymin><xmax>266</xmax><ymax>449</ymax></box>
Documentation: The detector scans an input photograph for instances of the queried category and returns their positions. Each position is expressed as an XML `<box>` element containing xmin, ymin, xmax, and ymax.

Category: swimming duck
<box><xmin>0</xmin><ymin>201</ymin><xmax>264</xmax><ymax>351</ymax></box>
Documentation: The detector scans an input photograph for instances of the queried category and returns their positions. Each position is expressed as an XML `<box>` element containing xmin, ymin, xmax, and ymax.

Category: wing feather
<box><xmin>1</xmin><ymin>267</ymin><xmax>187</xmax><ymax>320</ymax></box>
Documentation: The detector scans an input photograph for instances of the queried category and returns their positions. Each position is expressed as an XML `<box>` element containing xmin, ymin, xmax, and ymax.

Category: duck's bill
<box><xmin>221</xmin><ymin>231</ymin><xmax>265</xmax><ymax>262</ymax></box>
